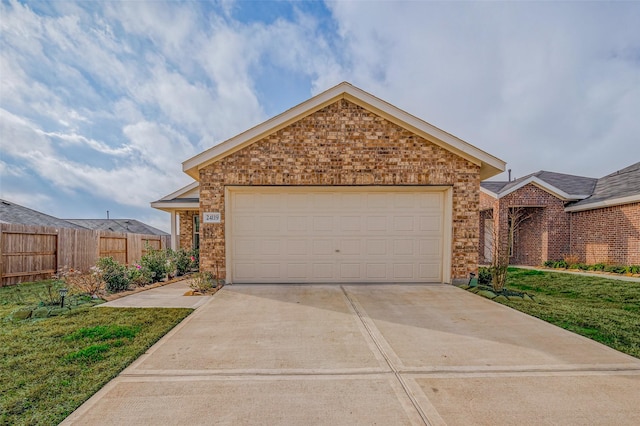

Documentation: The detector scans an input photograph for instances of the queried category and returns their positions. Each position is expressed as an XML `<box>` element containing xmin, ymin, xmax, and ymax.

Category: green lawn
<box><xmin>498</xmin><ymin>267</ymin><xmax>640</xmax><ymax>359</ymax></box>
<box><xmin>0</xmin><ymin>281</ymin><xmax>192</xmax><ymax>425</ymax></box>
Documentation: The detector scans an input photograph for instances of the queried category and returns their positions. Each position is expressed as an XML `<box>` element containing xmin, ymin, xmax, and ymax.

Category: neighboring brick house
<box><xmin>152</xmin><ymin>82</ymin><xmax>505</xmax><ymax>284</ymax></box>
<box><xmin>480</xmin><ymin>162</ymin><xmax>640</xmax><ymax>266</ymax></box>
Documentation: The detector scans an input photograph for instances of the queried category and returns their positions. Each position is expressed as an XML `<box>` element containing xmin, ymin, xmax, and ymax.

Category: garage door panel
<box><xmin>393</xmin><ymin>216</ymin><xmax>415</xmax><ymax>232</ymax></box>
<box><xmin>366</xmin><ymin>263</ymin><xmax>387</xmax><ymax>279</ymax></box>
<box><xmin>286</xmin><ymin>263</ymin><xmax>308</xmax><ymax>279</ymax></box>
<box><xmin>419</xmin><ymin>263</ymin><xmax>440</xmax><ymax>281</ymax></box>
<box><xmin>287</xmin><ymin>239</ymin><xmax>309</xmax><ymax>256</ymax></box>
<box><xmin>313</xmin><ymin>216</ymin><xmax>334</xmax><ymax>231</ymax></box>
<box><xmin>312</xmin><ymin>263</ymin><xmax>335</xmax><ymax>280</ymax></box>
<box><xmin>229</xmin><ymin>188</ymin><xmax>444</xmax><ymax>283</ymax></box>
<box><xmin>339</xmin><ymin>239</ymin><xmax>362</xmax><ymax>255</ymax></box>
<box><xmin>393</xmin><ymin>239</ymin><xmax>415</xmax><ymax>255</ymax></box>
<box><xmin>393</xmin><ymin>264</ymin><xmax>415</xmax><ymax>279</ymax></box>
<box><xmin>234</xmin><ymin>216</ymin><xmax>256</xmax><ymax>233</ymax></box>
<box><xmin>367</xmin><ymin>216</ymin><xmax>387</xmax><ymax>232</ymax></box>
<box><xmin>420</xmin><ymin>239</ymin><xmax>441</xmax><ymax>256</ymax></box>
<box><xmin>340</xmin><ymin>263</ymin><xmax>362</xmax><ymax>279</ymax></box>
<box><xmin>260</xmin><ymin>239</ymin><xmax>281</xmax><ymax>255</ymax></box>
<box><xmin>312</xmin><ymin>239</ymin><xmax>335</xmax><ymax>256</ymax></box>
<box><xmin>420</xmin><ymin>215</ymin><xmax>441</xmax><ymax>232</ymax></box>
<box><xmin>366</xmin><ymin>239</ymin><xmax>388</xmax><ymax>256</ymax></box>
<box><xmin>339</xmin><ymin>216</ymin><xmax>362</xmax><ymax>232</ymax></box>
<box><xmin>286</xmin><ymin>216</ymin><xmax>309</xmax><ymax>232</ymax></box>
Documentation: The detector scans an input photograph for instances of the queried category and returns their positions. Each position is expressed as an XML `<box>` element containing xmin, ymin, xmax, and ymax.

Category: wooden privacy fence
<box><xmin>0</xmin><ymin>223</ymin><xmax>170</xmax><ymax>286</ymax></box>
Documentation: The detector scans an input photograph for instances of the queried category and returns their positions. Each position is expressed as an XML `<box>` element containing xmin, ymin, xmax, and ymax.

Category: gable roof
<box><xmin>182</xmin><ymin>82</ymin><xmax>505</xmax><ymax>181</ymax></box>
<box><xmin>150</xmin><ymin>181</ymin><xmax>200</xmax><ymax>211</ymax></box>
<box><xmin>0</xmin><ymin>199</ymin><xmax>86</xmax><ymax>229</ymax></box>
<box><xmin>65</xmin><ymin>219</ymin><xmax>168</xmax><ymax>236</ymax></box>
<box><xmin>566</xmin><ymin>162</ymin><xmax>640</xmax><ymax>211</ymax></box>
<box><xmin>481</xmin><ymin>171</ymin><xmax>597</xmax><ymax>200</ymax></box>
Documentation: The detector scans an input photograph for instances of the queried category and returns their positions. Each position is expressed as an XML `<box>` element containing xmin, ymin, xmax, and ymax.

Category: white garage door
<box><xmin>227</xmin><ymin>187</ymin><xmax>446</xmax><ymax>283</ymax></box>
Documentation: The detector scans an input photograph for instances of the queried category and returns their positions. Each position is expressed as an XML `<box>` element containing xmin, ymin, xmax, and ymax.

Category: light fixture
<box><xmin>59</xmin><ymin>288</ymin><xmax>68</xmax><ymax>308</ymax></box>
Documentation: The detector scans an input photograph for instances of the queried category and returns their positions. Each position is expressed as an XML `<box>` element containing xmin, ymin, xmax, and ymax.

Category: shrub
<box><xmin>591</xmin><ymin>263</ymin><xmax>606</xmax><ymax>271</ymax></box>
<box><xmin>59</xmin><ymin>267</ymin><xmax>104</xmax><ymax>297</ymax></box>
<box><xmin>127</xmin><ymin>264</ymin><xmax>152</xmax><ymax>287</ymax></box>
<box><xmin>604</xmin><ymin>264</ymin><xmax>626</xmax><ymax>274</ymax></box>
<box><xmin>189</xmin><ymin>248</ymin><xmax>199</xmax><ymax>271</ymax></box>
<box><xmin>542</xmin><ymin>260</ymin><xmax>556</xmax><ymax>268</ymax></box>
<box><xmin>553</xmin><ymin>260</ymin><xmax>568</xmax><ymax>269</ymax></box>
<box><xmin>169</xmin><ymin>248</ymin><xmax>192</xmax><ymax>276</ymax></box>
<box><xmin>96</xmin><ymin>257</ymin><xmax>130</xmax><ymax>293</ymax></box>
<box><xmin>478</xmin><ymin>267</ymin><xmax>492</xmax><ymax>285</ymax></box>
<box><xmin>189</xmin><ymin>272</ymin><xmax>216</xmax><ymax>293</ymax></box>
<box><xmin>140</xmin><ymin>247</ymin><xmax>168</xmax><ymax>283</ymax></box>
<box><xmin>629</xmin><ymin>265</ymin><xmax>640</xmax><ymax>274</ymax></box>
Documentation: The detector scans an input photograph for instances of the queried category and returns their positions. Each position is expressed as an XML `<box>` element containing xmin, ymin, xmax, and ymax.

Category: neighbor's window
<box><xmin>193</xmin><ymin>214</ymin><xmax>200</xmax><ymax>250</ymax></box>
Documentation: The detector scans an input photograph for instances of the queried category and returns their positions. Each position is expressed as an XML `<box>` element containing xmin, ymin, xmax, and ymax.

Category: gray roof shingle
<box><xmin>64</xmin><ymin>219</ymin><xmax>168</xmax><ymax>236</ymax></box>
<box><xmin>0</xmin><ymin>199</ymin><xmax>85</xmax><ymax>229</ymax></box>
<box><xmin>569</xmin><ymin>162</ymin><xmax>640</xmax><ymax>208</ymax></box>
<box><xmin>500</xmin><ymin>171</ymin><xmax>597</xmax><ymax>197</ymax></box>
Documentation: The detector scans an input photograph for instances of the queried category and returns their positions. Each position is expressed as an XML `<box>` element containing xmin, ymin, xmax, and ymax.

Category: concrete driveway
<box><xmin>63</xmin><ymin>284</ymin><xmax>640</xmax><ymax>425</ymax></box>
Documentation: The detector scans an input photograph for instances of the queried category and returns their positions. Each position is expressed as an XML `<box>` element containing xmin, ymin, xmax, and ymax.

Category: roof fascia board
<box><xmin>565</xmin><ymin>194</ymin><xmax>640</xmax><ymax>212</ymax></box>
<box><xmin>480</xmin><ymin>186</ymin><xmax>498</xmax><ymax>198</ymax></box>
<box><xmin>150</xmin><ymin>201</ymin><xmax>200</xmax><ymax>212</ymax></box>
<box><xmin>340</xmin><ymin>91</ymin><xmax>505</xmax><ymax>178</ymax></box>
<box><xmin>159</xmin><ymin>182</ymin><xmax>200</xmax><ymax>201</ymax></box>
<box><xmin>497</xmin><ymin>177</ymin><xmax>588</xmax><ymax>201</ymax></box>
<box><xmin>183</xmin><ymin>82</ymin><xmax>505</xmax><ymax>180</ymax></box>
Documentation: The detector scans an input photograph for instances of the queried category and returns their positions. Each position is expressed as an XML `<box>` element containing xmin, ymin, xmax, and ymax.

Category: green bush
<box><xmin>604</xmin><ymin>264</ymin><xmax>626</xmax><ymax>274</ymax></box>
<box><xmin>189</xmin><ymin>271</ymin><xmax>216</xmax><ymax>293</ymax></box>
<box><xmin>590</xmin><ymin>263</ymin><xmax>606</xmax><ymax>271</ymax></box>
<box><xmin>189</xmin><ymin>248</ymin><xmax>199</xmax><ymax>271</ymax></box>
<box><xmin>543</xmin><ymin>260</ymin><xmax>556</xmax><ymax>268</ymax></box>
<box><xmin>553</xmin><ymin>260</ymin><xmax>568</xmax><ymax>269</ymax></box>
<box><xmin>629</xmin><ymin>265</ymin><xmax>640</xmax><ymax>274</ymax></box>
<box><xmin>478</xmin><ymin>267</ymin><xmax>492</xmax><ymax>285</ymax></box>
<box><xmin>140</xmin><ymin>248</ymin><xmax>168</xmax><ymax>283</ymax></box>
<box><xmin>96</xmin><ymin>257</ymin><xmax>130</xmax><ymax>293</ymax></box>
<box><xmin>169</xmin><ymin>248</ymin><xmax>192</xmax><ymax>276</ymax></box>
<box><xmin>127</xmin><ymin>264</ymin><xmax>152</xmax><ymax>287</ymax></box>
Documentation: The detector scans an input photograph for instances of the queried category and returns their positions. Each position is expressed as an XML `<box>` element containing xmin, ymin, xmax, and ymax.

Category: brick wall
<box><xmin>198</xmin><ymin>99</ymin><xmax>481</xmax><ymax>282</ymax></box>
<box><xmin>570</xmin><ymin>202</ymin><xmax>640</xmax><ymax>265</ymax></box>
<box><xmin>178</xmin><ymin>210</ymin><xmax>197</xmax><ymax>250</ymax></box>
<box><xmin>483</xmin><ymin>183</ymin><xmax>571</xmax><ymax>266</ymax></box>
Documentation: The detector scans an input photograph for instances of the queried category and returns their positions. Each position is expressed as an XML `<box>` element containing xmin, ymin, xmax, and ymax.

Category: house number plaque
<box><xmin>203</xmin><ymin>212</ymin><xmax>221</xmax><ymax>223</ymax></box>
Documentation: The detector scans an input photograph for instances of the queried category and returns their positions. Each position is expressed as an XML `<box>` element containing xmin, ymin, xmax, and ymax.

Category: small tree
<box><xmin>490</xmin><ymin>207</ymin><xmax>532</xmax><ymax>292</ymax></box>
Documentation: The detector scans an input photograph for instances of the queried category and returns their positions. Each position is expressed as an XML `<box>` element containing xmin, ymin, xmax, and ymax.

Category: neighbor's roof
<box><xmin>566</xmin><ymin>162</ymin><xmax>640</xmax><ymax>211</ymax></box>
<box><xmin>182</xmin><ymin>81</ymin><xmax>506</xmax><ymax>181</ymax></box>
<box><xmin>481</xmin><ymin>171</ymin><xmax>597</xmax><ymax>201</ymax></box>
<box><xmin>0</xmin><ymin>199</ymin><xmax>86</xmax><ymax>229</ymax></box>
<box><xmin>65</xmin><ymin>219</ymin><xmax>168</xmax><ymax>236</ymax></box>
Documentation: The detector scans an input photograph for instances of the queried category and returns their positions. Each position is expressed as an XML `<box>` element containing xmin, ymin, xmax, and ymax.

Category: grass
<box><xmin>497</xmin><ymin>267</ymin><xmax>640</xmax><ymax>359</ymax></box>
<box><xmin>0</xmin><ymin>281</ymin><xmax>192</xmax><ymax>425</ymax></box>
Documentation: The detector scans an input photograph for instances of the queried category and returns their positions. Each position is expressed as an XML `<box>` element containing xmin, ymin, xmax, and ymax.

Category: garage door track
<box><xmin>63</xmin><ymin>284</ymin><xmax>640</xmax><ymax>425</ymax></box>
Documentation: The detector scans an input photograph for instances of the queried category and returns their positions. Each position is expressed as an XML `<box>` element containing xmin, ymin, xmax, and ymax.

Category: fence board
<box><xmin>0</xmin><ymin>223</ymin><xmax>170</xmax><ymax>286</ymax></box>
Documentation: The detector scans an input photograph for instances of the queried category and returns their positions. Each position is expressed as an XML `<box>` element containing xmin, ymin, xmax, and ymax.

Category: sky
<box><xmin>1</xmin><ymin>0</ymin><xmax>639</xmax><ymax>232</ymax></box>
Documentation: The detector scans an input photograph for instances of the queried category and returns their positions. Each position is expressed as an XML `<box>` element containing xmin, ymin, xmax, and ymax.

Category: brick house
<box><xmin>153</xmin><ymin>82</ymin><xmax>505</xmax><ymax>284</ymax></box>
<box><xmin>480</xmin><ymin>162</ymin><xmax>640</xmax><ymax>266</ymax></box>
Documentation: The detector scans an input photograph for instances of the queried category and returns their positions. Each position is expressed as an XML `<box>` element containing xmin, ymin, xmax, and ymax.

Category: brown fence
<box><xmin>0</xmin><ymin>223</ymin><xmax>170</xmax><ymax>286</ymax></box>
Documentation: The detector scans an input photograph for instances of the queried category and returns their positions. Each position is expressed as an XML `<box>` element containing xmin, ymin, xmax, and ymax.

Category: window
<box><xmin>193</xmin><ymin>214</ymin><xmax>200</xmax><ymax>249</ymax></box>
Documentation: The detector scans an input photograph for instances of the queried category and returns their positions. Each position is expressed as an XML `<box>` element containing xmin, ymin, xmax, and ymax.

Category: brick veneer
<box><xmin>178</xmin><ymin>210</ymin><xmax>197</xmax><ymax>250</ymax></box>
<box><xmin>479</xmin><ymin>184</ymin><xmax>571</xmax><ymax>265</ymax></box>
<box><xmin>570</xmin><ymin>202</ymin><xmax>640</xmax><ymax>265</ymax></box>
<box><xmin>198</xmin><ymin>99</ymin><xmax>481</xmax><ymax>282</ymax></box>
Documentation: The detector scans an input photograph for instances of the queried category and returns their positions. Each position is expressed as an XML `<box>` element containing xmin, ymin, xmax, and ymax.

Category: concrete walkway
<box><xmin>63</xmin><ymin>284</ymin><xmax>640</xmax><ymax>425</ymax></box>
<box><xmin>512</xmin><ymin>265</ymin><xmax>640</xmax><ymax>282</ymax></box>
<box><xmin>99</xmin><ymin>279</ymin><xmax>212</xmax><ymax>309</ymax></box>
